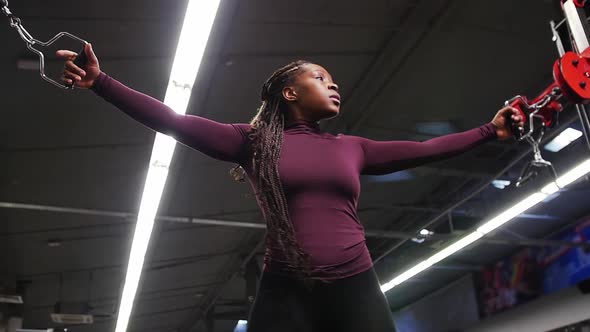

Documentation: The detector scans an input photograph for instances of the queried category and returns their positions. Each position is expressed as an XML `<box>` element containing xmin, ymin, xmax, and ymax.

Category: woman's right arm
<box><xmin>58</xmin><ymin>44</ymin><xmax>251</xmax><ymax>164</ymax></box>
<box><xmin>91</xmin><ymin>73</ymin><xmax>251</xmax><ymax>163</ymax></box>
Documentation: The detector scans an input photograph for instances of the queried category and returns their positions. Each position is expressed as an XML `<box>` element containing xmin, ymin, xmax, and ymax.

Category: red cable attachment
<box><xmin>574</xmin><ymin>0</ymin><xmax>586</xmax><ymax>7</ymax></box>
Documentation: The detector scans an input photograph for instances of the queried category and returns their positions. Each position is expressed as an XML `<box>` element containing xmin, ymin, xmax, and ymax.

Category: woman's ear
<box><xmin>282</xmin><ymin>86</ymin><xmax>298</xmax><ymax>102</ymax></box>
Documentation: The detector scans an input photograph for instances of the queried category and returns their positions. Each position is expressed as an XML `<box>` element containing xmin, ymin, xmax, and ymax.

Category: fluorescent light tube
<box><xmin>115</xmin><ymin>142</ymin><xmax>172</xmax><ymax>332</ymax></box>
<box><xmin>381</xmin><ymin>260</ymin><xmax>433</xmax><ymax>292</ymax></box>
<box><xmin>381</xmin><ymin>158</ymin><xmax>590</xmax><ymax>293</ymax></box>
<box><xmin>380</xmin><ymin>231</ymin><xmax>484</xmax><ymax>292</ymax></box>
<box><xmin>541</xmin><ymin>158</ymin><xmax>590</xmax><ymax>194</ymax></box>
<box><xmin>165</xmin><ymin>0</ymin><xmax>223</xmax><ymax>111</ymax></box>
<box><xmin>234</xmin><ymin>320</ymin><xmax>248</xmax><ymax>332</ymax></box>
<box><xmin>114</xmin><ymin>1</ymin><xmax>221</xmax><ymax>332</ymax></box>
<box><xmin>425</xmin><ymin>231</ymin><xmax>483</xmax><ymax>265</ymax></box>
<box><xmin>491</xmin><ymin>179</ymin><xmax>511</xmax><ymax>189</ymax></box>
<box><xmin>555</xmin><ymin>158</ymin><xmax>590</xmax><ymax>187</ymax></box>
<box><xmin>476</xmin><ymin>192</ymin><xmax>547</xmax><ymax>234</ymax></box>
<box><xmin>544</xmin><ymin>128</ymin><xmax>583</xmax><ymax>152</ymax></box>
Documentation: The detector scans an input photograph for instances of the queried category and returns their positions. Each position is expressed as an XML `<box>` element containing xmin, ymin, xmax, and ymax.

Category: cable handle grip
<box><xmin>66</xmin><ymin>42</ymin><xmax>89</xmax><ymax>88</ymax></box>
<box><xmin>74</xmin><ymin>42</ymin><xmax>88</xmax><ymax>69</ymax></box>
<box><xmin>505</xmin><ymin>97</ymin><xmax>528</xmax><ymax>140</ymax></box>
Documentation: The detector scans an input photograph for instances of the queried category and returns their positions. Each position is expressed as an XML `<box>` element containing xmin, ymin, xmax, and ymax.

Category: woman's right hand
<box><xmin>56</xmin><ymin>43</ymin><xmax>101</xmax><ymax>89</ymax></box>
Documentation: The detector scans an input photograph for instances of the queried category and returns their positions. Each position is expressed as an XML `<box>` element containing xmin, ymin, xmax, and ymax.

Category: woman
<box><xmin>57</xmin><ymin>44</ymin><xmax>523</xmax><ymax>332</ymax></box>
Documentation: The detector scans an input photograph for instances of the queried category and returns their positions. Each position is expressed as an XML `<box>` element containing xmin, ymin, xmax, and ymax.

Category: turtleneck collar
<box><xmin>284</xmin><ymin>119</ymin><xmax>322</xmax><ymax>134</ymax></box>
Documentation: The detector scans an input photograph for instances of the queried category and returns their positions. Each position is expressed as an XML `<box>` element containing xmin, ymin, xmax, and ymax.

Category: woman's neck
<box><xmin>284</xmin><ymin>110</ymin><xmax>320</xmax><ymax>127</ymax></box>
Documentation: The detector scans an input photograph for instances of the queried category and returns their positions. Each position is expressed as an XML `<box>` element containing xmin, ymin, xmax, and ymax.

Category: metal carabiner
<box><xmin>2</xmin><ymin>0</ymin><xmax>88</xmax><ymax>89</ymax></box>
<box><xmin>515</xmin><ymin>126</ymin><xmax>560</xmax><ymax>188</ymax></box>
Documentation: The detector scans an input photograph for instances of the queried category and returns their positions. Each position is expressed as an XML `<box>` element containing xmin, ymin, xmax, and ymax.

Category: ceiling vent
<box><xmin>50</xmin><ymin>313</ymin><xmax>93</xmax><ymax>325</ymax></box>
<box><xmin>0</xmin><ymin>294</ymin><xmax>23</xmax><ymax>304</ymax></box>
<box><xmin>51</xmin><ymin>302</ymin><xmax>94</xmax><ymax>325</ymax></box>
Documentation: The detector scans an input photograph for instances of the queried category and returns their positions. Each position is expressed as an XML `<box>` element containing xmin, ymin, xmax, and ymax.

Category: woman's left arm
<box><xmin>358</xmin><ymin>106</ymin><xmax>523</xmax><ymax>175</ymax></box>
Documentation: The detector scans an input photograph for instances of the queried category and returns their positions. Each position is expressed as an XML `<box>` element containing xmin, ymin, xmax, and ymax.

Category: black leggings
<box><xmin>247</xmin><ymin>267</ymin><xmax>396</xmax><ymax>332</ymax></box>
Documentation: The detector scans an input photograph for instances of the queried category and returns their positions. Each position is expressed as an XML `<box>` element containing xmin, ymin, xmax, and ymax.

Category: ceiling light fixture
<box><xmin>381</xmin><ymin>158</ymin><xmax>590</xmax><ymax>293</ymax></box>
<box><xmin>544</xmin><ymin>128</ymin><xmax>583</xmax><ymax>152</ymax></box>
<box><xmin>113</xmin><ymin>2</ymin><xmax>221</xmax><ymax>332</ymax></box>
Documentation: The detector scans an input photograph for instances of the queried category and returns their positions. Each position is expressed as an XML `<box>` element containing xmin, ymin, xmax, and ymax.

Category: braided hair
<box><xmin>229</xmin><ymin>60</ymin><xmax>312</xmax><ymax>278</ymax></box>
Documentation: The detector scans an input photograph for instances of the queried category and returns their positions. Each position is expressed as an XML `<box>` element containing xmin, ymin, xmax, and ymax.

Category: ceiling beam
<box><xmin>324</xmin><ymin>0</ymin><xmax>455</xmax><ymax>134</ymax></box>
<box><xmin>0</xmin><ymin>200</ymin><xmax>576</xmax><ymax>249</ymax></box>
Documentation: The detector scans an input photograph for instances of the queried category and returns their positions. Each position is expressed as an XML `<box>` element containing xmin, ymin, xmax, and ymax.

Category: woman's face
<box><xmin>283</xmin><ymin>63</ymin><xmax>340</xmax><ymax>120</ymax></box>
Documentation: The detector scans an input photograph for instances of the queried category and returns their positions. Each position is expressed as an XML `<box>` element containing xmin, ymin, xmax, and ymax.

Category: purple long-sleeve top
<box><xmin>91</xmin><ymin>72</ymin><xmax>498</xmax><ymax>280</ymax></box>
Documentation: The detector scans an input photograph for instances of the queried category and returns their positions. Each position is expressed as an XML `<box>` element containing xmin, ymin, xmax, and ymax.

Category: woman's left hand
<box><xmin>491</xmin><ymin>106</ymin><xmax>525</xmax><ymax>140</ymax></box>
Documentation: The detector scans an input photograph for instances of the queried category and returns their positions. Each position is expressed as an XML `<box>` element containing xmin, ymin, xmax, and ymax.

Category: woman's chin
<box><xmin>324</xmin><ymin>108</ymin><xmax>340</xmax><ymax>119</ymax></box>
<box><xmin>316</xmin><ymin>107</ymin><xmax>340</xmax><ymax>120</ymax></box>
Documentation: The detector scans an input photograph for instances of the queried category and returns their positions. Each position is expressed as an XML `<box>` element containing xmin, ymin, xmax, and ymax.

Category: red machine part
<box><xmin>508</xmin><ymin>50</ymin><xmax>590</xmax><ymax>132</ymax></box>
<box><xmin>556</xmin><ymin>50</ymin><xmax>590</xmax><ymax>102</ymax></box>
<box><xmin>563</xmin><ymin>0</ymin><xmax>587</xmax><ymax>8</ymax></box>
<box><xmin>508</xmin><ymin>83</ymin><xmax>563</xmax><ymax>130</ymax></box>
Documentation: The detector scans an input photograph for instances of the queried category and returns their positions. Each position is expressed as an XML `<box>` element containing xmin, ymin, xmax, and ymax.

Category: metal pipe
<box><xmin>551</xmin><ymin>20</ymin><xmax>566</xmax><ymax>57</ymax></box>
<box><xmin>576</xmin><ymin>104</ymin><xmax>590</xmax><ymax>153</ymax></box>
<box><xmin>563</xmin><ymin>0</ymin><xmax>590</xmax><ymax>52</ymax></box>
<box><xmin>2</xmin><ymin>200</ymin><xmax>589</xmax><ymax>250</ymax></box>
<box><xmin>0</xmin><ymin>201</ymin><xmax>135</xmax><ymax>219</ymax></box>
<box><xmin>448</xmin><ymin>212</ymin><xmax>454</xmax><ymax>233</ymax></box>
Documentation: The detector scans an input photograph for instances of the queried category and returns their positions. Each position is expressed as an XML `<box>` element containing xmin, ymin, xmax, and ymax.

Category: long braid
<box><xmin>229</xmin><ymin>61</ymin><xmax>312</xmax><ymax>278</ymax></box>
